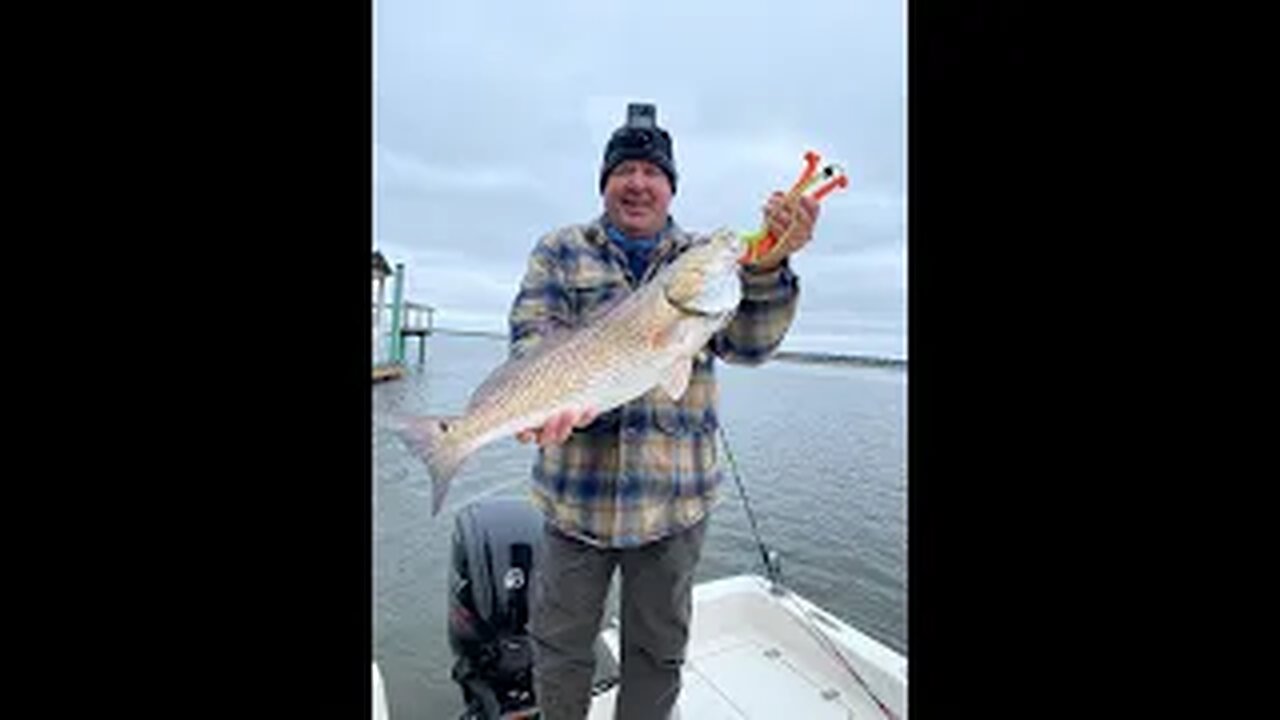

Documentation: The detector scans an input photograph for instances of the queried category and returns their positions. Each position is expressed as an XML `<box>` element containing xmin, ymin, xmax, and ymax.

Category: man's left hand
<box><xmin>755</xmin><ymin>192</ymin><xmax>820</xmax><ymax>270</ymax></box>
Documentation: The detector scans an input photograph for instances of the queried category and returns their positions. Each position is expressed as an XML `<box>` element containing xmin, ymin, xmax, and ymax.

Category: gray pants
<box><xmin>531</xmin><ymin>518</ymin><xmax>708</xmax><ymax>720</ymax></box>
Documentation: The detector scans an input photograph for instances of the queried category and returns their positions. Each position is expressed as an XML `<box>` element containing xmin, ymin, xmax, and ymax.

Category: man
<box><xmin>508</xmin><ymin>103</ymin><xmax>819</xmax><ymax>720</ymax></box>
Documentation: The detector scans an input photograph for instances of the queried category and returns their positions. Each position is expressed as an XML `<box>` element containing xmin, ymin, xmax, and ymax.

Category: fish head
<box><xmin>663</xmin><ymin>227</ymin><xmax>743</xmax><ymax>317</ymax></box>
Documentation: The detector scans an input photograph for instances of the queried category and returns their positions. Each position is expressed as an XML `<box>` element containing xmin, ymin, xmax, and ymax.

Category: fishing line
<box><xmin>717</xmin><ymin>423</ymin><xmax>899</xmax><ymax>720</ymax></box>
<box><xmin>716</xmin><ymin>423</ymin><xmax>783</xmax><ymax>588</ymax></box>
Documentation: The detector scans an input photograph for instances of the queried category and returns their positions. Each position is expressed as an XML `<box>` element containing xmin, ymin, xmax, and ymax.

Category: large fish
<box><xmin>391</xmin><ymin>227</ymin><xmax>744</xmax><ymax>515</ymax></box>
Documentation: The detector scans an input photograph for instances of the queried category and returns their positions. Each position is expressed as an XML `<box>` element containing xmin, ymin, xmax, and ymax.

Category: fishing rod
<box><xmin>721</xmin><ymin>146</ymin><xmax>852</xmax><ymax>587</ymax></box>
<box><xmin>776</xmin><ymin>590</ymin><xmax>902</xmax><ymax>720</ymax></box>
<box><xmin>716</xmin><ymin>423</ymin><xmax>783</xmax><ymax>590</ymax></box>
<box><xmin>722</xmin><ymin>158</ymin><xmax>904</xmax><ymax>718</ymax></box>
<box><xmin>717</xmin><ymin>424</ymin><xmax>900</xmax><ymax>720</ymax></box>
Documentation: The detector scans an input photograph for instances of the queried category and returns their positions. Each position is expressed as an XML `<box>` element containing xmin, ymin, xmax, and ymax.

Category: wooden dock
<box><xmin>372</xmin><ymin>364</ymin><xmax>405</xmax><ymax>383</ymax></box>
<box><xmin>372</xmin><ymin>298</ymin><xmax>436</xmax><ymax>382</ymax></box>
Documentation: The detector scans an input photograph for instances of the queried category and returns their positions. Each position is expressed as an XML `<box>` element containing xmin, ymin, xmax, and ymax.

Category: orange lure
<box><xmin>740</xmin><ymin>150</ymin><xmax>849</xmax><ymax>266</ymax></box>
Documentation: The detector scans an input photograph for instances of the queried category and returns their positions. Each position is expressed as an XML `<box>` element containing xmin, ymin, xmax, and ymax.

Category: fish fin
<box><xmin>388</xmin><ymin>414</ymin><xmax>468</xmax><ymax>516</ymax></box>
<box><xmin>659</xmin><ymin>360</ymin><xmax>693</xmax><ymax>400</ymax></box>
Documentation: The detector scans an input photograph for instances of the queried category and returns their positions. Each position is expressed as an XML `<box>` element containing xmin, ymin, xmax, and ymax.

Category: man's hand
<box><xmin>755</xmin><ymin>192</ymin><xmax>821</xmax><ymax>270</ymax></box>
<box><xmin>516</xmin><ymin>407</ymin><xmax>599</xmax><ymax>447</ymax></box>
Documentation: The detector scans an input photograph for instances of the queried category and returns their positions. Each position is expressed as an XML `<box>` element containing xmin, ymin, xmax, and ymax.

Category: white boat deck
<box><xmin>371</xmin><ymin>574</ymin><xmax>906</xmax><ymax>719</ymax></box>
<box><xmin>373</xmin><ymin>661</ymin><xmax>389</xmax><ymax>720</ymax></box>
<box><xmin>588</xmin><ymin>575</ymin><xmax>906</xmax><ymax>719</ymax></box>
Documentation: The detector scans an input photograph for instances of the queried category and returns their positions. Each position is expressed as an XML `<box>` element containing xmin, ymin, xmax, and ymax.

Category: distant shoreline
<box><xmin>424</xmin><ymin>328</ymin><xmax>905</xmax><ymax>368</ymax></box>
<box><xmin>771</xmin><ymin>351</ymin><xmax>906</xmax><ymax>369</ymax></box>
<box><xmin>427</xmin><ymin>328</ymin><xmax>508</xmax><ymax>339</ymax></box>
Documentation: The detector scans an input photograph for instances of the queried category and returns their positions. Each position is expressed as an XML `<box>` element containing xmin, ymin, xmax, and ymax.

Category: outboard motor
<box><xmin>448</xmin><ymin>498</ymin><xmax>544</xmax><ymax>719</ymax></box>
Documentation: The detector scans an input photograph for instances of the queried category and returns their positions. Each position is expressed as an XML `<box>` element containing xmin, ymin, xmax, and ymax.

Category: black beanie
<box><xmin>599</xmin><ymin>103</ymin><xmax>678</xmax><ymax>194</ymax></box>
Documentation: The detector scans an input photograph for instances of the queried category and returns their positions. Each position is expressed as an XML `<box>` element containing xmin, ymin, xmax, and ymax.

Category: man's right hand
<box><xmin>516</xmin><ymin>407</ymin><xmax>598</xmax><ymax>447</ymax></box>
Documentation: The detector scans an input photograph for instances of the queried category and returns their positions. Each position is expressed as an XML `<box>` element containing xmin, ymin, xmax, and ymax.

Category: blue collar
<box><xmin>603</xmin><ymin>219</ymin><xmax>669</xmax><ymax>282</ymax></box>
<box><xmin>602</xmin><ymin>218</ymin><xmax>668</xmax><ymax>246</ymax></box>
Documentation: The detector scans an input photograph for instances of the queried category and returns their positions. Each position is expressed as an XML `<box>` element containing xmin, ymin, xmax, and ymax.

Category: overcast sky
<box><xmin>374</xmin><ymin>0</ymin><xmax>905</xmax><ymax>358</ymax></box>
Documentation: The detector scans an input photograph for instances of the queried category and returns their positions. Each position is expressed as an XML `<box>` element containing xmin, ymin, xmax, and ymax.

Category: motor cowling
<box><xmin>448</xmin><ymin>498</ymin><xmax>543</xmax><ymax>719</ymax></box>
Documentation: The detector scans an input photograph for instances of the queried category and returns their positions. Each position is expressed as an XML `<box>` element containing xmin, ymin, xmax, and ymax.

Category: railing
<box><xmin>372</xmin><ymin>301</ymin><xmax>435</xmax><ymax>366</ymax></box>
<box><xmin>372</xmin><ymin>260</ymin><xmax>435</xmax><ymax>374</ymax></box>
<box><xmin>372</xmin><ymin>302</ymin><xmax>434</xmax><ymax>331</ymax></box>
<box><xmin>402</xmin><ymin>302</ymin><xmax>434</xmax><ymax>331</ymax></box>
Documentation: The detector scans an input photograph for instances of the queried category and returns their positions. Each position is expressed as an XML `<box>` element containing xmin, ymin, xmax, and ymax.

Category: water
<box><xmin>373</xmin><ymin>333</ymin><xmax>906</xmax><ymax>720</ymax></box>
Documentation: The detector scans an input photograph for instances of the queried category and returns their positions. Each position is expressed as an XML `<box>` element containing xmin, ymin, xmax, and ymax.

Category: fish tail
<box><xmin>388</xmin><ymin>414</ymin><xmax>469</xmax><ymax>515</ymax></box>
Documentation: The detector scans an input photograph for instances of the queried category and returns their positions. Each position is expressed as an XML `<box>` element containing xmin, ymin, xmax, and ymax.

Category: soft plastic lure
<box><xmin>740</xmin><ymin>150</ymin><xmax>849</xmax><ymax>266</ymax></box>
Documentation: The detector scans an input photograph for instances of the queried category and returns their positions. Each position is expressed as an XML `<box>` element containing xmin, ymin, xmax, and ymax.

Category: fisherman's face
<box><xmin>603</xmin><ymin>159</ymin><xmax>672</xmax><ymax>237</ymax></box>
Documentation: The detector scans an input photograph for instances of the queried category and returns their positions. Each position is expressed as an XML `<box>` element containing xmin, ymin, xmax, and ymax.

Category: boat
<box><xmin>373</xmin><ymin>498</ymin><xmax>907</xmax><ymax>719</ymax></box>
<box><xmin>374</xmin><ymin>661</ymin><xmax>390</xmax><ymax>720</ymax></box>
<box><xmin>587</xmin><ymin>574</ymin><xmax>905</xmax><ymax>719</ymax></box>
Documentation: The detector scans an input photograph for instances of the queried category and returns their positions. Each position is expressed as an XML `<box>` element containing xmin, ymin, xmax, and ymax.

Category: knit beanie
<box><xmin>599</xmin><ymin>103</ymin><xmax>677</xmax><ymax>194</ymax></box>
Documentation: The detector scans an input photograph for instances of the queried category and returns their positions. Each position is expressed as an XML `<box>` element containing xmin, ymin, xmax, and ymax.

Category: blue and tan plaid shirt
<box><xmin>510</xmin><ymin>214</ymin><xmax>799</xmax><ymax>548</ymax></box>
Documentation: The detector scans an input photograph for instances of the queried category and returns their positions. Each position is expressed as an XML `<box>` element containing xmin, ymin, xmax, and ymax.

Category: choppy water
<box><xmin>373</xmin><ymin>333</ymin><xmax>906</xmax><ymax>720</ymax></box>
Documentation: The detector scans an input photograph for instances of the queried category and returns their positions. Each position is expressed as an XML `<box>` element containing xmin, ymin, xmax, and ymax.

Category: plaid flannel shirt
<box><xmin>509</xmin><ymin>214</ymin><xmax>799</xmax><ymax>548</ymax></box>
